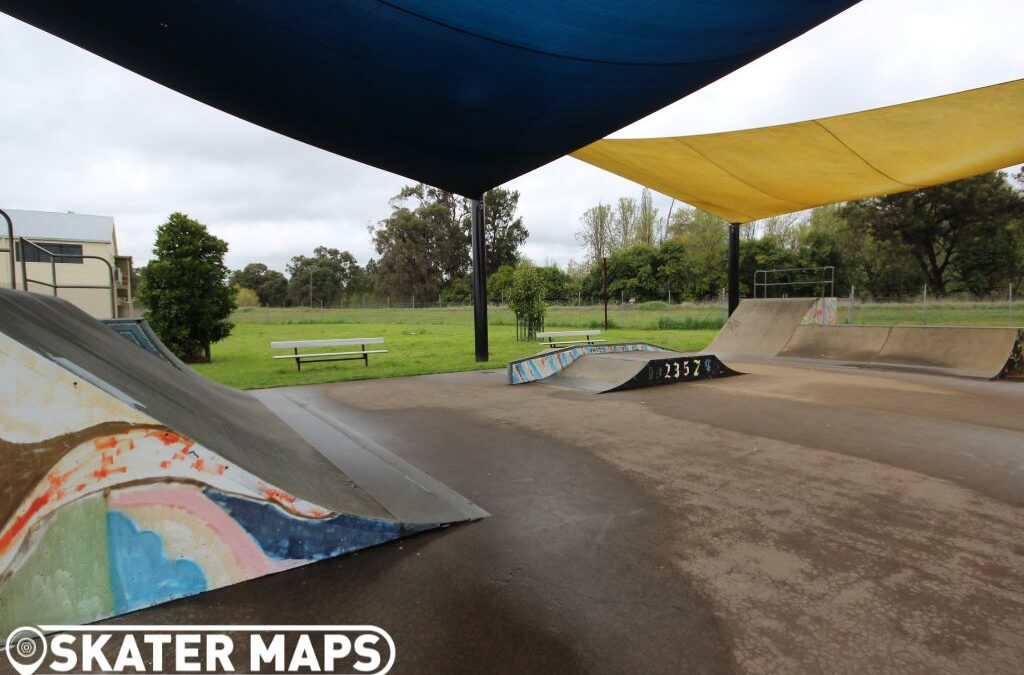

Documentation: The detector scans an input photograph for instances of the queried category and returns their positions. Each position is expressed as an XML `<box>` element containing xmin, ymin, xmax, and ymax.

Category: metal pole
<box><xmin>848</xmin><ymin>285</ymin><xmax>855</xmax><ymax>325</ymax></box>
<box><xmin>1010</xmin><ymin>283</ymin><xmax>1013</xmax><ymax>325</ymax></box>
<box><xmin>922</xmin><ymin>284</ymin><xmax>927</xmax><ymax>325</ymax></box>
<box><xmin>309</xmin><ymin>268</ymin><xmax>313</xmax><ymax>308</ymax></box>
<box><xmin>470</xmin><ymin>196</ymin><xmax>488</xmax><ymax>362</ymax></box>
<box><xmin>727</xmin><ymin>223</ymin><xmax>740</xmax><ymax>315</ymax></box>
<box><xmin>602</xmin><ymin>256</ymin><xmax>608</xmax><ymax>330</ymax></box>
<box><xmin>19</xmin><ymin>238</ymin><xmax>28</xmax><ymax>291</ymax></box>
<box><xmin>1</xmin><ymin>209</ymin><xmax>14</xmax><ymax>289</ymax></box>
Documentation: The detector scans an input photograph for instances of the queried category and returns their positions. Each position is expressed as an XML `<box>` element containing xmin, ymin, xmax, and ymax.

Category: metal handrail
<box><xmin>19</xmin><ymin>237</ymin><xmax>117</xmax><ymax>317</ymax></box>
<box><xmin>0</xmin><ymin>208</ymin><xmax>14</xmax><ymax>289</ymax></box>
<box><xmin>754</xmin><ymin>265</ymin><xmax>834</xmax><ymax>299</ymax></box>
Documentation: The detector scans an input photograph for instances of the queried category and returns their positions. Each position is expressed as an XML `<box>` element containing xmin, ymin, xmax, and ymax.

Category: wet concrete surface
<box><xmin>79</xmin><ymin>362</ymin><xmax>1024</xmax><ymax>675</ymax></box>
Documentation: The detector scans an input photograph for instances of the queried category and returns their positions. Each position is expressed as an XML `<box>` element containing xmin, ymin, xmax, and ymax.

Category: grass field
<box><xmin>194</xmin><ymin>299</ymin><xmax>1020</xmax><ymax>389</ymax></box>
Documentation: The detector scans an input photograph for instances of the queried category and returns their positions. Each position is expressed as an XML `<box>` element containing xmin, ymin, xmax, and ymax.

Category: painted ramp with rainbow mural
<box><xmin>0</xmin><ymin>289</ymin><xmax>486</xmax><ymax>634</ymax></box>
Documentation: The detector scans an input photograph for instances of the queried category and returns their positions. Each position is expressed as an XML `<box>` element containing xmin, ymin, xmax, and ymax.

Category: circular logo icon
<box><xmin>5</xmin><ymin>627</ymin><xmax>47</xmax><ymax>675</ymax></box>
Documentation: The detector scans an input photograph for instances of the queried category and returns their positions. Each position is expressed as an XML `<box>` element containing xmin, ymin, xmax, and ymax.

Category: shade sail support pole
<box><xmin>728</xmin><ymin>222</ymin><xmax>740</xmax><ymax>316</ymax></box>
<box><xmin>471</xmin><ymin>196</ymin><xmax>488</xmax><ymax>362</ymax></box>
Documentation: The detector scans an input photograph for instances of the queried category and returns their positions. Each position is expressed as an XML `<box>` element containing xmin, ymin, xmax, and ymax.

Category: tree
<box><xmin>613</xmin><ymin>197</ymin><xmax>638</xmax><ymax>251</ymax></box>
<box><xmin>577</xmin><ymin>202</ymin><xmax>613</xmax><ymax>263</ymax></box>
<box><xmin>138</xmin><ymin>213</ymin><xmax>234</xmax><ymax>363</ymax></box>
<box><xmin>372</xmin><ymin>184</ymin><xmax>527</xmax><ymax>301</ymax></box>
<box><xmin>607</xmin><ymin>244</ymin><xmax>660</xmax><ymax>301</ymax></box>
<box><xmin>384</xmin><ymin>183</ymin><xmax>527</xmax><ymax>283</ymax></box>
<box><xmin>229</xmin><ymin>263</ymin><xmax>269</xmax><ymax>292</ymax></box>
<box><xmin>439</xmin><ymin>276</ymin><xmax>473</xmax><ymax>305</ymax></box>
<box><xmin>667</xmin><ymin>206</ymin><xmax>728</xmax><ymax>300</ymax></box>
<box><xmin>507</xmin><ymin>261</ymin><xmax>547</xmax><ymax>340</ymax></box>
<box><xmin>635</xmin><ymin>188</ymin><xmax>659</xmax><ymax>246</ymax></box>
<box><xmin>482</xmin><ymin>188</ymin><xmax>528</xmax><ymax>273</ymax></box>
<box><xmin>393</xmin><ymin>183</ymin><xmax>471</xmax><ymax>281</ymax></box>
<box><xmin>286</xmin><ymin>247</ymin><xmax>363</xmax><ymax>307</ymax></box>
<box><xmin>536</xmin><ymin>264</ymin><xmax>570</xmax><ymax>303</ymax></box>
<box><xmin>372</xmin><ymin>205</ymin><xmax>446</xmax><ymax>301</ymax></box>
<box><xmin>258</xmin><ymin>270</ymin><xmax>289</xmax><ymax>307</ymax></box>
<box><xmin>488</xmin><ymin>264</ymin><xmax>516</xmax><ymax>303</ymax></box>
<box><xmin>840</xmin><ymin>173</ymin><xmax>1024</xmax><ymax>296</ymax></box>
<box><xmin>229</xmin><ymin>262</ymin><xmax>291</xmax><ymax>306</ymax></box>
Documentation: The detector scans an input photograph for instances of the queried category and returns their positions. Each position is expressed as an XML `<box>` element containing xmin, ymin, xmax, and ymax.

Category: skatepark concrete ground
<box><xmin>95</xmin><ymin>361</ymin><xmax>1024</xmax><ymax>675</ymax></box>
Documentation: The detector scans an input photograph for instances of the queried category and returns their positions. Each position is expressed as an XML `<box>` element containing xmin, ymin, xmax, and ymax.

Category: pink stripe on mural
<box><xmin>108</xmin><ymin>486</ymin><xmax>299</xmax><ymax>575</ymax></box>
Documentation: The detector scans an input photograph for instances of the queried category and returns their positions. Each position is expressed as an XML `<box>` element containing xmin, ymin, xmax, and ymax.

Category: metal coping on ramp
<box><xmin>0</xmin><ymin>289</ymin><xmax>485</xmax><ymax>634</ymax></box>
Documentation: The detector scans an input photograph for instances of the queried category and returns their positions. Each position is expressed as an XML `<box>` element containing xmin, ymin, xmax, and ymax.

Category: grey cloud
<box><xmin>2</xmin><ymin>0</ymin><xmax>1022</xmax><ymax>275</ymax></box>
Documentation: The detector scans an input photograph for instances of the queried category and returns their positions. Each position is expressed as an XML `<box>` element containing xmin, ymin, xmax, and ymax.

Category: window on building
<box><xmin>14</xmin><ymin>241</ymin><xmax>84</xmax><ymax>264</ymax></box>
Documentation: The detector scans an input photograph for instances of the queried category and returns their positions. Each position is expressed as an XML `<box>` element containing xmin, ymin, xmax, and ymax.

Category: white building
<box><xmin>0</xmin><ymin>208</ymin><xmax>134</xmax><ymax>319</ymax></box>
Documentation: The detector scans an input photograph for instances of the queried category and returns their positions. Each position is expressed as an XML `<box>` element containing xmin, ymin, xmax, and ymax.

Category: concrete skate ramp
<box><xmin>0</xmin><ymin>289</ymin><xmax>484</xmax><ymax>633</ymax></box>
<box><xmin>779</xmin><ymin>325</ymin><xmax>893</xmax><ymax>362</ymax></box>
<box><xmin>705</xmin><ymin>298</ymin><xmax>1024</xmax><ymax>380</ymax></box>
<box><xmin>542</xmin><ymin>350</ymin><xmax>740</xmax><ymax>393</ymax></box>
<box><xmin>708</xmin><ymin>298</ymin><xmax>817</xmax><ymax>357</ymax></box>
<box><xmin>874</xmin><ymin>326</ymin><xmax>1023</xmax><ymax>379</ymax></box>
<box><xmin>775</xmin><ymin>324</ymin><xmax>1024</xmax><ymax>379</ymax></box>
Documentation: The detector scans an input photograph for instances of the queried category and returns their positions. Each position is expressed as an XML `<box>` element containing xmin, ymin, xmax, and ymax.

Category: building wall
<box><xmin>0</xmin><ymin>239</ymin><xmax>117</xmax><ymax>318</ymax></box>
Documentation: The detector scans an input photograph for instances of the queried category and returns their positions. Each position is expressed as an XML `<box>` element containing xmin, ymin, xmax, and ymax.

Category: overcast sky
<box><xmin>1</xmin><ymin>0</ymin><xmax>1022</xmax><ymax>272</ymax></box>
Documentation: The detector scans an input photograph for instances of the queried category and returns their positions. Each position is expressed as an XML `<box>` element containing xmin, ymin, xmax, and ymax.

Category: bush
<box><xmin>234</xmin><ymin>286</ymin><xmax>260</xmax><ymax>307</ymax></box>
<box><xmin>507</xmin><ymin>261</ymin><xmax>547</xmax><ymax>340</ymax></box>
<box><xmin>655</xmin><ymin>316</ymin><xmax>724</xmax><ymax>330</ymax></box>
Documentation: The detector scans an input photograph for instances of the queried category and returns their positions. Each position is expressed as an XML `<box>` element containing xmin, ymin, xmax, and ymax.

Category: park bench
<box><xmin>536</xmin><ymin>330</ymin><xmax>606</xmax><ymax>348</ymax></box>
<box><xmin>271</xmin><ymin>338</ymin><xmax>387</xmax><ymax>372</ymax></box>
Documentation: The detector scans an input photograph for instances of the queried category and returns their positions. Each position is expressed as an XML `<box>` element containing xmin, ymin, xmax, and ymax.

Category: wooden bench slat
<box><xmin>273</xmin><ymin>349</ymin><xmax>389</xmax><ymax>360</ymax></box>
<box><xmin>271</xmin><ymin>337</ymin><xmax>384</xmax><ymax>349</ymax></box>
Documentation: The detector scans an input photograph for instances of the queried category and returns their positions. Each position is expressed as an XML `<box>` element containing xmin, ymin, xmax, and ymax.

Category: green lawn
<box><xmin>194</xmin><ymin>299</ymin><xmax>1020</xmax><ymax>389</ymax></box>
<box><xmin>848</xmin><ymin>300</ymin><xmax>1020</xmax><ymax>327</ymax></box>
<box><xmin>230</xmin><ymin>302</ymin><xmax>727</xmax><ymax>330</ymax></box>
<box><xmin>194</xmin><ymin>320</ymin><xmax>719</xmax><ymax>390</ymax></box>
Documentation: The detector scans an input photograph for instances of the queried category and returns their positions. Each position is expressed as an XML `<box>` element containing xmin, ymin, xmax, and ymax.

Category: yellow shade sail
<box><xmin>571</xmin><ymin>79</ymin><xmax>1024</xmax><ymax>223</ymax></box>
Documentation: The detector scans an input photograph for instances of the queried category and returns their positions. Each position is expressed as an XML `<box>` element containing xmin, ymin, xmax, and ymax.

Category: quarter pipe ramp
<box><xmin>717</xmin><ymin>298</ymin><xmax>1024</xmax><ymax>379</ymax></box>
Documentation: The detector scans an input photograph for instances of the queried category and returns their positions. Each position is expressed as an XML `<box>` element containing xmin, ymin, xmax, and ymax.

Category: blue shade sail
<box><xmin>0</xmin><ymin>1</ymin><xmax>860</xmax><ymax>196</ymax></box>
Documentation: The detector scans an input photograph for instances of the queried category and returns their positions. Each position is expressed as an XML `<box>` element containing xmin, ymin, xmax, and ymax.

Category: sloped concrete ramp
<box><xmin>0</xmin><ymin>289</ymin><xmax>485</xmax><ymax>633</ymax></box>
<box><xmin>709</xmin><ymin>298</ymin><xmax>1024</xmax><ymax>380</ymax></box>
<box><xmin>708</xmin><ymin>298</ymin><xmax>818</xmax><ymax>357</ymax></box>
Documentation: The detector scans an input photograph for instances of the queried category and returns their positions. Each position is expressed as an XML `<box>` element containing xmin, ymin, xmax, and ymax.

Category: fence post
<box><xmin>922</xmin><ymin>284</ymin><xmax>927</xmax><ymax>325</ymax></box>
<box><xmin>848</xmin><ymin>285</ymin><xmax>855</xmax><ymax>324</ymax></box>
<box><xmin>1010</xmin><ymin>283</ymin><xmax>1014</xmax><ymax>325</ymax></box>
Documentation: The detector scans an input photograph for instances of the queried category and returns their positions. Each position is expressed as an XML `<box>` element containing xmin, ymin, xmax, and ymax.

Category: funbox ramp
<box><xmin>712</xmin><ymin>298</ymin><xmax>1024</xmax><ymax>379</ymax></box>
<box><xmin>0</xmin><ymin>290</ymin><xmax>486</xmax><ymax>634</ymax></box>
<box><xmin>508</xmin><ymin>343</ymin><xmax>739</xmax><ymax>393</ymax></box>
